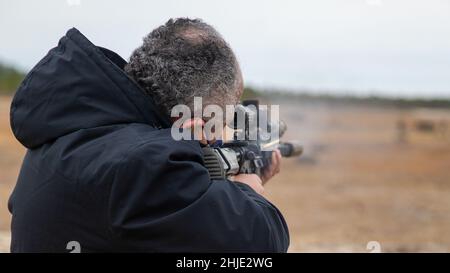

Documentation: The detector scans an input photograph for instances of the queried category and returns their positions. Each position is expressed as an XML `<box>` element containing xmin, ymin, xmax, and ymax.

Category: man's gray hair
<box><xmin>125</xmin><ymin>18</ymin><xmax>242</xmax><ymax>116</ymax></box>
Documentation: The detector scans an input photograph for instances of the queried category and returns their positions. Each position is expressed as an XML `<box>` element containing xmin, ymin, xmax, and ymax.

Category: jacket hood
<box><xmin>10</xmin><ymin>28</ymin><xmax>170</xmax><ymax>149</ymax></box>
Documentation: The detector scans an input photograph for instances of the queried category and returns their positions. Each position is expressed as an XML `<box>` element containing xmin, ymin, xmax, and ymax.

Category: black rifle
<box><xmin>202</xmin><ymin>100</ymin><xmax>303</xmax><ymax>180</ymax></box>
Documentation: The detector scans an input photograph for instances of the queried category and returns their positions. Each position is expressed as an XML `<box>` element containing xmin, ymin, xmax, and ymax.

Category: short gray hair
<box><xmin>125</xmin><ymin>18</ymin><xmax>242</xmax><ymax>116</ymax></box>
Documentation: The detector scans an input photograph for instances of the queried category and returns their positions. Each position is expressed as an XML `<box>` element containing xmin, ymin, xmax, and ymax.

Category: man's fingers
<box><xmin>270</xmin><ymin>150</ymin><xmax>281</xmax><ymax>175</ymax></box>
<box><xmin>274</xmin><ymin>149</ymin><xmax>281</xmax><ymax>174</ymax></box>
<box><xmin>270</xmin><ymin>152</ymin><xmax>278</xmax><ymax>174</ymax></box>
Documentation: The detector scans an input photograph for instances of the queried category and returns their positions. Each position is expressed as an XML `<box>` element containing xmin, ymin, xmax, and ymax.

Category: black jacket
<box><xmin>8</xmin><ymin>28</ymin><xmax>289</xmax><ymax>253</ymax></box>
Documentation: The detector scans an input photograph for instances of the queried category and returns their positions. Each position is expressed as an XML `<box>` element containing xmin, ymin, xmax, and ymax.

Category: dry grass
<box><xmin>1</xmin><ymin>96</ymin><xmax>450</xmax><ymax>252</ymax></box>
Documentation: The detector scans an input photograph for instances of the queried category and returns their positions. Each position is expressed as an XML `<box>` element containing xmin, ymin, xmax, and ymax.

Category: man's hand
<box><xmin>230</xmin><ymin>149</ymin><xmax>282</xmax><ymax>194</ymax></box>
<box><xmin>261</xmin><ymin>149</ymin><xmax>282</xmax><ymax>185</ymax></box>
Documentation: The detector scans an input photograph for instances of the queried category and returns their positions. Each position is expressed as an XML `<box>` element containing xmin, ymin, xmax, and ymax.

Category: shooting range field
<box><xmin>1</xmin><ymin>96</ymin><xmax>450</xmax><ymax>252</ymax></box>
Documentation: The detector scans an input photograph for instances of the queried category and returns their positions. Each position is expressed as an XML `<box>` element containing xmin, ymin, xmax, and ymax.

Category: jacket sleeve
<box><xmin>108</xmin><ymin>139</ymin><xmax>289</xmax><ymax>252</ymax></box>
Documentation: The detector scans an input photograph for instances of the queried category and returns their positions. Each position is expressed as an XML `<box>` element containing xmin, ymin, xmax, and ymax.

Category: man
<box><xmin>8</xmin><ymin>18</ymin><xmax>289</xmax><ymax>252</ymax></box>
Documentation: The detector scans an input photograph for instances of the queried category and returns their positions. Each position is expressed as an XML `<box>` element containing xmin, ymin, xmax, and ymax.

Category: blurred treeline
<box><xmin>243</xmin><ymin>87</ymin><xmax>450</xmax><ymax>109</ymax></box>
<box><xmin>0</xmin><ymin>62</ymin><xmax>25</xmax><ymax>95</ymax></box>
<box><xmin>1</xmin><ymin>61</ymin><xmax>449</xmax><ymax>109</ymax></box>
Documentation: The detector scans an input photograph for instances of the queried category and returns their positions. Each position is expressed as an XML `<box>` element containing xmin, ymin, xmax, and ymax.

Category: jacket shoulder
<box><xmin>118</xmin><ymin>127</ymin><xmax>204</xmax><ymax>165</ymax></box>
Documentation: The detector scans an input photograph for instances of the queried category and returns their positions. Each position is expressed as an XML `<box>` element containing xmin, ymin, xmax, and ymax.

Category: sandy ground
<box><xmin>268</xmin><ymin>101</ymin><xmax>450</xmax><ymax>252</ymax></box>
<box><xmin>1</xmin><ymin>96</ymin><xmax>450</xmax><ymax>252</ymax></box>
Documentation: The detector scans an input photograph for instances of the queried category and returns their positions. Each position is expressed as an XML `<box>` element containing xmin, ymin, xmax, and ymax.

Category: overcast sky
<box><xmin>1</xmin><ymin>0</ymin><xmax>450</xmax><ymax>98</ymax></box>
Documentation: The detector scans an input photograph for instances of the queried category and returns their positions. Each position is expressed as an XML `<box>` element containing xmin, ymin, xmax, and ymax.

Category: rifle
<box><xmin>202</xmin><ymin>100</ymin><xmax>303</xmax><ymax>179</ymax></box>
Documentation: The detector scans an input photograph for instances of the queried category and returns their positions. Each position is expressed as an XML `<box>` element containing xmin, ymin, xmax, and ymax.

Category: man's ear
<box><xmin>180</xmin><ymin>118</ymin><xmax>205</xmax><ymax>129</ymax></box>
<box><xmin>180</xmin><ymin>118</ymin><xmax>208</xmax><ymax>144</ymax></box>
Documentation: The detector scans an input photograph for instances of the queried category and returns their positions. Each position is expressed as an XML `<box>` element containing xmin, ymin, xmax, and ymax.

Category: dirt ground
<box><xmin>1</xmin><ymin>96</ymin><xmax>450</xmax><ymax>252</ymax></box>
